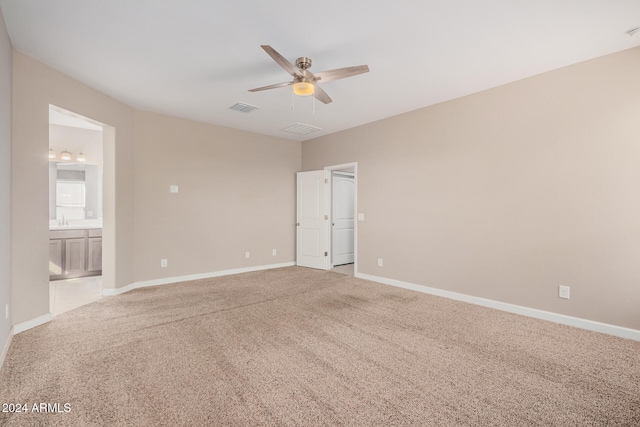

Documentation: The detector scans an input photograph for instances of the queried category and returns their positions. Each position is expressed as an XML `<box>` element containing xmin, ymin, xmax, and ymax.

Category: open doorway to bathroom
<box><xmin>48</xmin><ymin>106</ymin><xmax>104</xmax><ymax>316</ymax></box>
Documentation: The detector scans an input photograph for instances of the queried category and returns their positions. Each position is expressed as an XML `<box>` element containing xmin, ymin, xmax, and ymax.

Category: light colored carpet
<box><xmin>1</xmin><ymin>266</ymin><xmax>638</xmax><ymax>426</ymax></box>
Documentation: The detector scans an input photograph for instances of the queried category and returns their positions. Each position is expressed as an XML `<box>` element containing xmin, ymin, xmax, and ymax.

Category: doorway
<box><xmin>48</xmin><ymin>106</ymin><xmax>105</xmax><ymax>315</ymax></box>
<box><xmin>295</xmin><ymin>162</ymin><xmax>357</xmax><ymax>276</ymax></box>
<box><xmin>331</xmin><ymin>171</ymin><xmax>355</xmax><ymax>267</ymax></box>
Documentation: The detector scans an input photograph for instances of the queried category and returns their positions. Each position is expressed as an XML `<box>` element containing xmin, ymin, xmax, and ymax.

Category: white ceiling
<box><xmin>2</xmin><ymin>1</ymin><xmax>640</xmax><ymax>141</ymax></box>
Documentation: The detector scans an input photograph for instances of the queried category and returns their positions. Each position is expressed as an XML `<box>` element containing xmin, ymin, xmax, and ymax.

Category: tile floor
<box><xmin>331</xmin><ymin>263</ymin><xmax>354</xmax><ymax>276</ymax></box>
<box><xmin>49</xmin><ymin>276</ymin><xmax>103</xmax><ymax>316</ymax></box>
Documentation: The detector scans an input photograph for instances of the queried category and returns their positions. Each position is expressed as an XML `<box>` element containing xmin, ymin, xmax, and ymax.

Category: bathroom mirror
<box><xmin>49</xmin><ymin>163</ymin><xmax>103</xmax><ymax>221</ymax></box>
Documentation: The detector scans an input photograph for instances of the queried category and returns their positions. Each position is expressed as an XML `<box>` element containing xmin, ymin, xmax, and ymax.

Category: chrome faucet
<box><xmin>58</xmin><ymin>215</ymin><xmax>68</xmax><ymax>226</ymax></box>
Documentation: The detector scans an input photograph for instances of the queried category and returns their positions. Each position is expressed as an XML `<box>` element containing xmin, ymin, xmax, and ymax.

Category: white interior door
<box><xmin>332</xmin><ymin>173</ymin><xmax>355</xmax><ymax>266</ymax></box>
<box><xmin>296</xmin><ymin>170</ymin><xmax>330</xmax><ymax>270</ymax></box>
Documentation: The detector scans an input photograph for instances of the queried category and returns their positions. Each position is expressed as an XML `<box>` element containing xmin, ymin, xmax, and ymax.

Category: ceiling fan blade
<box><xmin>314</xmin><ymin>65</ymin><xmax>369</xmax><ymax>83</ymax></box>
<box><xmin>261</xmin><ymin>45</ymin><xmax>302</xmax><ymax>77</ymax></box>
<box><xmin>313</xmin><ymin>85</ymin><xmax>332</xmax><ymax>104</ymax></box>
<box><xmin>248</xmin><ymin>81</ymin><xmax>292</xmax><ymax>92</ymax></box>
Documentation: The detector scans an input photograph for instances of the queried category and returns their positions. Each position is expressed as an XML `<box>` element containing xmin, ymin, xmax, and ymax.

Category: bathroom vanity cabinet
<box><xmin>49</xmin><ymin>228</ymin><xmax>102</xmax><ymax>280</ymax></box>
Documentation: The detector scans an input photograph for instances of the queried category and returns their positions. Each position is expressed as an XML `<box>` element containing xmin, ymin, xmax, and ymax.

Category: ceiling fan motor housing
<box><xmin>296</xmin><ymin>57</ymin><xmax>312</xmax><ymax>70</ymax></box>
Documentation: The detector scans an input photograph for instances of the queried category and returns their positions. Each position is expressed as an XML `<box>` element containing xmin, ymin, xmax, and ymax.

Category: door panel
<box><xmin>301</xmin><ymin>180</ymin><xmax>320</xmax><ymax>219</ymax></box>
<box><xmin>301</xmin><ymin>229</ymin><xmax>320</xmax><ymax>257</ymax></box>
<box><xmin>332</xmin><ymin>173</ymin><xmax>355</xmax><ymax>266</ymax></box>
<box><xmin>334</xmin><ymin>229</ymin><xmax>354</xmax><ymax>255</ymax></box>
<box><xmin>296</xmin><ymin>170</ymin><xmax>330</xmax><ymax>270</ymax></box>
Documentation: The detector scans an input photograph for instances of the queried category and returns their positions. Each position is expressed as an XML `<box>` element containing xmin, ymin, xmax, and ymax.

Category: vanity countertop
<box><xmin>49</xmin><ymin>219</ymin><xmax>103</xmax><ymax>231</ymax></box>
<box><xmin>49</xmin><ymin>225</ymin><xmax>103</xmax><ymax>230</ymax></box>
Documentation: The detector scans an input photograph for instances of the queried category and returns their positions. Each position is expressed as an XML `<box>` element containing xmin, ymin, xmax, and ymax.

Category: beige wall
<box><xmin>133</xmin><ymin>111</ymin><xmax>299</xmax><ymax>281</ymax></box>
<box><xmin>10</xmin><ymin>51</ymin><xmax>301</xmax><ymax>327</ymax></box>
<box><xmin>0</xmin><ymin>8</ymin><xmax>12</xmax><ymax>351</ymax></box>
<box><xmin>11</xmin><ymin>51</ymin><xmax>135</xmax><ymax>324</ymax></box>
<box><xmin>303</xmin><ymin>47</ymin><xmax>640</xmax><ymax>330</ymax></box>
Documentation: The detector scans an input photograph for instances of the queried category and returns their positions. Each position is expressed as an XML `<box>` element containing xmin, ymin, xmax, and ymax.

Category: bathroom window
<box><xmin>56</xmin><ymin>180</ymin><xmax>86</xmax><ymax>220</ymax></box>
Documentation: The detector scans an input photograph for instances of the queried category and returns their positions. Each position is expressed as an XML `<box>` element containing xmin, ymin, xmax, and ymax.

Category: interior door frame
<box><xmin>325</xmin><ymin>162</ymin><xmax>358</xmax><ymax>276</ymax></box>
<box><xmin>49</xmin><ymin>104</ymin><xmax>111</xmax><ymax>298</ymax></box>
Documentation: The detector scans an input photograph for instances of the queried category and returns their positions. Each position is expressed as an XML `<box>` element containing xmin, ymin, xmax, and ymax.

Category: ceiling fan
<box><xmin>248</xmin><ymin>45</ymin><xmax>369</xmax><ymax>104</ymax></box>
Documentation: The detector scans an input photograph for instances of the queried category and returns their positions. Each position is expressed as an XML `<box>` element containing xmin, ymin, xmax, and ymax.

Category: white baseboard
<box><xmin>13</xmin><ymin>313</ymin><xmax>53</xmax><ymax>334</ymax></box>
<box><xmin>102</xmin><ymin>262</ymin><xmax>297</xmax><ymax>297</ymax></box>
<box><xmin>0</xmin><ymin>327</ymin><xmax>13</xmax><ymax>371</ymax></box>
<box><xmin>356</xmin><ymin>272</ymin><xmax>640</xmax><ymax>342</ymax></box>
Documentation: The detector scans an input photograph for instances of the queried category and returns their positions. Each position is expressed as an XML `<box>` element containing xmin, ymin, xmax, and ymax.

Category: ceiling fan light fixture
<box><xmin>293</xmin><ymin>81</ymin><xmax>315</xmax><ymax>96</ymax></box>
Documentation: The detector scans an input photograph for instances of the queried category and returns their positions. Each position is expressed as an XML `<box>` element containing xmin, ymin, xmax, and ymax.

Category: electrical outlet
<box><xmin>559</xmin><ymin>285</ymin><xmax>570</xmax><ymax>299</ymax></box>
<box><xmin>161</xmin><ymin>259</ymin><xmax>168</xmax><ymax>268</ymax></box>
<box><xmin>245</xmin><ymin>251</ymin><xmax>250</xmax><ymax>259</ymax></box>
<box><xmin>4</xmin><ymin>303</ymin><xmax>8</xmax><ymax>320</ymax></box>
<box><xmin>377</xmin><ymin>258</ymin><xmax>383</xmax><ymax>267</ymax></box>
<box><xmin>272</xmin><ymin>249</ymin><xmax>277</xmax><ymax>256</ymax></box>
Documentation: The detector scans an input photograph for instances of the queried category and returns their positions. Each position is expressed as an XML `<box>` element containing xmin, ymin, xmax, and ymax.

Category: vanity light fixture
<box><xmin>49</xmin><ymin>148</ymin><xmax>87</xmax><ymax>162</ymax></box>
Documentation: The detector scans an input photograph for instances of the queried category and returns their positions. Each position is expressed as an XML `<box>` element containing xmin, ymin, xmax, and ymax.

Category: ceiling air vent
<box><xmin>281</xmin><ymin>123</ymin><xmax>321</xmax><ymax>135</ymax></box>
<box><xmin>229</xmin><ymin>102</ymin><xmax>258</xmax><ymax>113</ymax></box>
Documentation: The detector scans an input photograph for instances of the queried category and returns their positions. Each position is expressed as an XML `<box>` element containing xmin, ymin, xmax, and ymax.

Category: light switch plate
<box><xmin>358</xmin><ymin>213</ymin><xmax>365</xmax><ymax>221</ymax></box>
<box><xmin>170</xmin><ymin>185</ymin><xmax>179</xmax><ymax>193</ymax></box>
